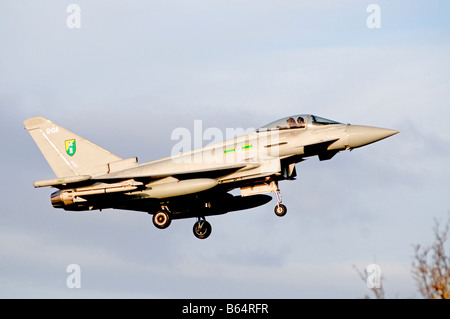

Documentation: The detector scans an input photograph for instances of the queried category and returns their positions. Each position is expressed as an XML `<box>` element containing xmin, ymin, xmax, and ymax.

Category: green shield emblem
<box><xmin>65</xmin><ymin>139</ymin><xmax>76</xmax><ymax>156</ymax></box>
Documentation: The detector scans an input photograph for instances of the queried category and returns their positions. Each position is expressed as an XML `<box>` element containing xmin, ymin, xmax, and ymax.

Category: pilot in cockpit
<box><xmin>287</xmin><ymin>117</ymin><xmax>296</xmax><ymax>128</ymax></box>
<box><xmin>297</xmin><ymin>116</ymin><xmax>305</xmax><ymax>127</ymax></box>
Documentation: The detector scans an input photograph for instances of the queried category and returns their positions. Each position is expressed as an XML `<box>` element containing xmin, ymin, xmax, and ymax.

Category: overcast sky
<box><xmin>1</xmin><ymin>0</ymin><xmax>449</xmax><ymax>298</ymax></box>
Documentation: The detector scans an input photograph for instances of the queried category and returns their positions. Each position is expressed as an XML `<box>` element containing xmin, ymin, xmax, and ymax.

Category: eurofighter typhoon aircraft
<box><xmin>24</xmin><ymin>115</ymin><xmax>398</xmax><ymax>239</ymax></box>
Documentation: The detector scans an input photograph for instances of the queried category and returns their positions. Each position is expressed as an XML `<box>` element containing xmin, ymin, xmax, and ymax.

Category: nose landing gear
<box><xmin>272</xmin><ymin>181</ymin><xmax>287</xmax><ymax>217</ymax></box>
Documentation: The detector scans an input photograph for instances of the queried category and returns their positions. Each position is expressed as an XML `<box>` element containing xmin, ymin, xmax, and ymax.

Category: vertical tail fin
<box><xmin>24</xmin><ymin>117</ymin><xmax>122</xmax><ymax>177</ymax></box>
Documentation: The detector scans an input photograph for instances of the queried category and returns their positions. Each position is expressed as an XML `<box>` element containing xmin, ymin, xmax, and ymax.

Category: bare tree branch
<box><xmin>411</xmin><ymin>217</ymin><xmax>450</xmax><ymax>299</ymax></box>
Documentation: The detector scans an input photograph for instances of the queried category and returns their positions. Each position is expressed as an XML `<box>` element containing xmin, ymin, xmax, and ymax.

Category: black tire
<box><xmin>153</xmin><ymin>210</ymin><xmax>171</xmax><ymax>229</ymax></box>
<box><xmin>193</xmin><ymin>220</ymin><xmax>212</xmax><ymax>239</ymax></box>
<box><xmin>274</xmin><ymin>204</ymin><xmax>287</xmax><ymax>217</ymax></box>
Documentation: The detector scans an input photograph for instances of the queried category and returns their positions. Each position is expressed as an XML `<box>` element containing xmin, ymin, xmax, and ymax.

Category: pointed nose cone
<box><xmin>347</xmin><ymin>125</ymin><xmax>399</xmax><ymax>149</ymax></box>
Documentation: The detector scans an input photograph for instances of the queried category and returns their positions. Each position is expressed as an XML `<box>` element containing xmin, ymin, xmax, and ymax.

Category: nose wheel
<box><xmin>193</xmin><ymin>217</ymin><xmax>212</xmax><ymax>239</ymax></box>
<box><xmin>274</xmin><ymin>203</ymin><xmax>287</xmax><ymax>217</ymax></box>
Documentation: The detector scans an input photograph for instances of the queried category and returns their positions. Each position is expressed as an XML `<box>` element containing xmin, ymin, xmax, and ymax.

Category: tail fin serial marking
<box><xmin>23</xmin><ymin>117</ymin><xmax>122</xmax><ymax>178</ymax></box>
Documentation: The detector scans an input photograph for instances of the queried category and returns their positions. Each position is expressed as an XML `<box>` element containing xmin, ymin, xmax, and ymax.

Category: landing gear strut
<box><xmin>272</xmin><ymin>181</ymin><xmax>287</xmax><ymax>217</ymax></box>
<box><xmin>193</xmin><ymin>217</ymin><xmax>212</xmax><ymax>239</ymax></box>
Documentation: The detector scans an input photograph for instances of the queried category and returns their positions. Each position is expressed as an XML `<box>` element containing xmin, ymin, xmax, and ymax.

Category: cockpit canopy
<box><xmin>258</xmin><ymin>114</ymin><xmax>342</xmax><ymax>131</ymax></box>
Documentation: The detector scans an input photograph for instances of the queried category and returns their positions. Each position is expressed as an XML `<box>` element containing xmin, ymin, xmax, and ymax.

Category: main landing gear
<box><xmin>152</xmin><ymin>208</ymin><xmax>171</xmax><ymax>229</ymax></box>
<box><xmin>193</xmin><ymin>217</ymin><xmax>212</xmax><ymax>239</ymax></box>
<box><xmin>151</xmin><ymin>207</ymin><xmax>212</xmax><ymax>239</ymax></box>
<box><xmin>151</xmin><ymin>182</ymin><xmax>287</xmax><ymax>239</ymax></box>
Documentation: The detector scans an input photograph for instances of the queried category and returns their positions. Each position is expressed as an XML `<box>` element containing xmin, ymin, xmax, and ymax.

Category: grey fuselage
<box><xmin>99</xmin><ymin>114</ymin><xmax>398</xmax><ymax>189</ymax></box>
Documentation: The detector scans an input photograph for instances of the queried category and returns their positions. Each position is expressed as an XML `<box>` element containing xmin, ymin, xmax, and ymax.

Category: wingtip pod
<box><xmin>33</xmin><ymin>175</ymin><xmax>92</xmax><ymax>188</ymax></box>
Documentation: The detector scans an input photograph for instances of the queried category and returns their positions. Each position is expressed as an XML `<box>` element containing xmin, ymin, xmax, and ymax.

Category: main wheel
<box><xmin>153</xmin><ymin>210</ymin><xmax>171</xmax><ymax>229</ymax></box>
<box><xmin>274</xmin><ymin>204</ymin><xmax>287</xmax><ymax>217</ymax></box>
<box><xmin>193</xmin><ymin>220</ymin><xmax>212</xmax><ymax>239</ymax></box>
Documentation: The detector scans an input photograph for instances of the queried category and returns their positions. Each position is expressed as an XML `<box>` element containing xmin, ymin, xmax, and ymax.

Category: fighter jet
<box><xmin>24</xmin><ymin>114</ymin><xmax>398</xmax><ymax>239</ymax></box>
